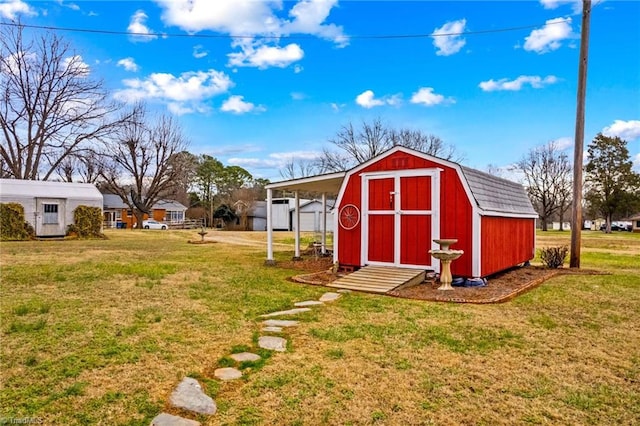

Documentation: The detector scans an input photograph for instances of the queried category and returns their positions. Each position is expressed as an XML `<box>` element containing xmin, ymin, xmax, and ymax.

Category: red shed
<box><xmin>266</xmin><ymin>146</ymin><xmax>538</xmax><ymax>278</ymax></box>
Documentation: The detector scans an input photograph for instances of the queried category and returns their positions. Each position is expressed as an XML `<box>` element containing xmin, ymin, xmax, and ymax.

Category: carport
<box><xmin>265</xmin><ymin>172</ymin><xmax>345</xmax><ymax>264</ymax></box>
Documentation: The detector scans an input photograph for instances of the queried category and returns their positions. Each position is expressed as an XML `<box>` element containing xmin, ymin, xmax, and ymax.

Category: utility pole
<box><xmin>570</xmin><ymin>0</ymin><xmax>592</xmax><ymax>268</ymax></box>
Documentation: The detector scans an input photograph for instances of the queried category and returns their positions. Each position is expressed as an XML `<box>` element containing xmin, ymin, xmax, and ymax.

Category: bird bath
<box><xmin>197</xmin><ymin>227</ymin><xmax>208</xmax><ymax>242</ymax></box>
<box><xmin>430</xmin><ymin>239</ymin><xmax>464</xmax><ymax>291</ymax></box>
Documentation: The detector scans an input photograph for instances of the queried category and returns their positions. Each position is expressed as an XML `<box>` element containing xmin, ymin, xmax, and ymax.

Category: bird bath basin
<box><xmin>430</xmin><ymin>239</ymin><xmax>464</xmax><ymax>291</ymax></box>
<box><xmin>197</xmin><ymin>227</ymin><xmax>208</xmax><ymax>242</ymax></box>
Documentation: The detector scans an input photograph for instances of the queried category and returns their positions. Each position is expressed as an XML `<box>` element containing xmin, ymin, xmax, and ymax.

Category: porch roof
<box><xmin>265</xmin><ymin>172</ymin><xmax>346</xmax><ymax>194</ymax></box>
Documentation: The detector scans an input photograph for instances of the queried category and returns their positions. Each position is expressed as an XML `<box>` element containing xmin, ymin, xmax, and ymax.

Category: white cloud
<box><xmin>228</xmin><ymin>39</ymin><xmax>304</xmax><ymax>69</ymax></box>
<box><xmin>410</xmin><ymin>87</ymin><xmax>453</xmax><ymax>106</ymax></box>
<box><xmin>220</xmin><ymin>95</ymin><xmax>265</xmax><ymax>114</ymax></box>
<box><xmin>56</xmin><ymin>1</ymin><xmax>80</xmax><ymax>11</ymax></box>
<box><xmin>154</xmin><ymin>0</ymin><xmax>347</xmax><ymax>45</ymax></box>
<box><xmin>356</xmin><ymin>90</ymin><xmax>384</xmax><ymax>108</ymax></box>
<box><xmin>193</xmin><ymin>45</ymin><xmax>208</xmax><ymax>59</ymax></box>
<box><xmin>355</xmin><ymin>90</ymin><xmax>401</xmax><ymax>109</ymax></box>
<box><xmin>128</xmin><ymin>10</ymin><xmax>158</xmax><ymax>42</ymax></box>
<box><xmin>291</xmin><ymin>92</ymin><xmax>306</xmax><ymax>100</ymax></box>
<box><xmin>293</xmin><ymin>64</ymin><xmax>303</xmax><ymax>74</ymax></box>
<box><xmin>479</xmin><ymin>75</ymin><xmax>559</xmax><ymax>91</ymax></box>
<box><xmin>330</xmin><ymin>102</ymin><xmax>345</xmax><ymax>112</ymax></box>
<box><xmin>63</xmin><ymin>55</ymin><xmax>90</xmax><ymax>77</ymax></box>
<box><xmin>117</xmin><ymin>57</ymin><xmax>139</xmax><ymax>72</ymax></box>
<box><xmin>432</xmin><ymin>19</ymin><xmax>467</xmax><ymax>56</ymax></box>
<box><xmin>602</xmin><ymin>120</ymin><xmax>640</xmax><ymax>141</ymax></box>
<box><xmin>282</xmin><ymin>0</ymin><xmax>349</xmax><ymax>47</ymax></box>
<box><xmin>540</xmin><ymin>0</ymin><xmax>583</xmax><ymax>13</ymax></box>
<box><xmin>228</xmin><ymin>150</ymin><xmax>322</xmax><ymax>169</ymax></box>
<box><xmin>0</xmin><ymin>0</ymin><xmax>36</xmax><ymax>19</ymax></box>
<box><xmin>554</xmin><ymin>136</ymin><xmax>574</xmax><ymax>151</ymax></box>
<box><xmin>114</xmin><ymin>69</ymin><xmax>233</xmax><ymax>115</ymax></box>
<box><xmin>524</xmin><ymin>17</ymin><xmax>573</xmax><ymax>53</ymax></box>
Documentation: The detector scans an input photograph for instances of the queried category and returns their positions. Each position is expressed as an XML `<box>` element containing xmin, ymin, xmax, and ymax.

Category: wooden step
<box><xmin>327</xmin><ymin>266</ymin><xmax>426</xmax><ymax>294</ymax></box>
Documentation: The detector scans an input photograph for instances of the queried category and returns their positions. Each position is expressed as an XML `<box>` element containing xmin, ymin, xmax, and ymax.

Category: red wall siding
<box><xmin>481</xmin><ymin>216</ymin><xmax>535</xmax><ymax>277</ymax></box>
<box><xmin>337</xmin><ymin>150</ymin><xmax>474</xmax><ymax>275</ymax></box>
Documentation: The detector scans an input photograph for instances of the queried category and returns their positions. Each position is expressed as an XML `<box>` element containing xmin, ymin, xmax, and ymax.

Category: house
<box><xmin>102</xmin><ymin>194</ymin><xmax>187</xmax><ymax>228</ymax></box>
<box><xmin>0</xmin><ymin>179</ymin><xmax>103</xmax><ymax>237</ymax></box>
<box><xmin>265</xmin><ymin>146</ymin><xmax>538</xmax><ymax>278</ymax></box>
<box><xmin>270</xmin><ymin>197</ymin><xmax>334</xmax><ymax>232</ymax></box>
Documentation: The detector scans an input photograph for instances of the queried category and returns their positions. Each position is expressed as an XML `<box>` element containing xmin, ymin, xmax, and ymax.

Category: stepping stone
<box><xmin>230</xmin><ymin>352</ymin><xmax>261</xmax><ymax>362</ymax></box>
<box><xmin>170</xmin><ymin>377</ymin><xmax>216</xmax><ymax>415</ymax></box>
<box><xmin>150</xmin><ymin>413</ymin><xmax>201</xmax><ymax>426</ymax></box>
<box><xmin>260</xmin><ymin>308</ymin><xmax>311</xmax><ymax>318</ymax></box>
<box><xmin>319</xmin><ymin>292</ymin><xmax>341</xmax><ymax>302</ymax></box>
<box><xmin>258</xmin><ymin>336</ymin><xmax>287</xmax><ymax>352</ymax></box>
<box><xmin>214</xmin><ymin>367</ymin><xmax>242</xmax><ymax>381</ymax></box>
<box><xmin>294</xmin><ymin>300</ymin><xmax>324</xmax><ymax>307</ymax></box>
<box><xmin>262</xmin><ymin>326</ymin><xmax>283</xmax><ymax>333</ymax></box>
<box><xmin>262</xmin><ymin>319</ymin><xmax>299</xmax><ymax>327</ymax></box>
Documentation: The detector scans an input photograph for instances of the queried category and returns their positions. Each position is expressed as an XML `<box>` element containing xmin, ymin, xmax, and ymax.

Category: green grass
<box><xmin>1</xmin><ymin>229</ymin><xmax>639</xmax><ymax>425</ymax></box>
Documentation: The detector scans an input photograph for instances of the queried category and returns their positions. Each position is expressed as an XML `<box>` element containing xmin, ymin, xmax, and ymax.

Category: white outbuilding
<box><xmin>0</xmin><ymin>179</ymin><xmax>103</xmax><ymax>237</ymax></box>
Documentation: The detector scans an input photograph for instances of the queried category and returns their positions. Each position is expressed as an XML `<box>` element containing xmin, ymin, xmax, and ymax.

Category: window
<box><xmin>43</xmin><ymin>204</ymin><xmax>59</xmax><ymax>224</ymax></box>
<box><xmin>168</xmin><ymin>210</ymin><xmax>184</xmax><ymax>223</ymax></box>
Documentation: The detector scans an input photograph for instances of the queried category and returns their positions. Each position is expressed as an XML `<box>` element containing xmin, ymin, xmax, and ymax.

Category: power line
<box><xmin>0</xmin><ymin>18</ymin><xmax>573</xmax><ymax>41</ymax></box>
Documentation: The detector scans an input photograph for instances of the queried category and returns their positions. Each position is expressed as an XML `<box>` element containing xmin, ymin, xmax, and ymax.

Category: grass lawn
<box><xmin>1</xmin><ymin>229</ymin><xmax>639</xmax><ymax>425</ymax></box>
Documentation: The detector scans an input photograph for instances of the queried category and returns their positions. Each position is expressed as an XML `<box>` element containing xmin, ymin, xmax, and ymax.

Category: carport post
<box><xmin>321</xmin><ymin>192</ymin><xmax>327</xmax><ymax>255</ymax></box>
<box><xmin>293</xmin><ymin>191</ymin><xmax>301</xmax><ymax>260</ymax></box>
<box><xmin>265</xmin><ymin>188</ymin><xmax>275</xmax><ymax>265</ymax></box>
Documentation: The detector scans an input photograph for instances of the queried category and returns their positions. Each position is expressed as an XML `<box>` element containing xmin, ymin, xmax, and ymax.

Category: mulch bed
<box><xmin>287</xmin><ymin>260</ymin><xmax>607</xmax><ymax>304</ymax></box>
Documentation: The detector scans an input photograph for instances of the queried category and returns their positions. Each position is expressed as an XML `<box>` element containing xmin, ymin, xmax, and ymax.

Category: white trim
<box><xmin>472</xmin><ymin>209</ymin><xmax>481</xmax><ymax>277</ymax></box>
<box><xmin>266</xmin><ymin>189</ymin><xmax>273</xmax><ymax>261</ymax></box>
<box><xmin>265</xmin><ymin>171</ymin><xmax>345</xmax><ymax>190</ymax></box>
<box><xmin>360</xmin><ymin>168</ymin><xmax>441</xmax><ymax>271</ymax></box>
<box><xmin>480</xmin><ymin>210</ymin><xmax>539</xmax><ymax>219</ymax></box>
<box><xmin>294</xmin><ymin>192</ymin><xmax>300</xmax><ymax>258</ymax></box>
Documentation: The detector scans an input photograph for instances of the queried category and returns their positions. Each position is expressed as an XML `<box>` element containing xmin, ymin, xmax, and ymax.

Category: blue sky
<box><xmin>2</xmin><ymin>0</ymin><xmax>639</xmax><ymax>181</ymax></box>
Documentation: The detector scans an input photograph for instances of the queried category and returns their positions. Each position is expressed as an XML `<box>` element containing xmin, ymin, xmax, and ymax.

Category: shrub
<box><xmin>0</xmin><ymin>203</ymin><xmax>34</xmax><ymax>241</ymax></box>
<box><xmin>70</xmin><ymin>205</ymin><xmax>104</xmax><ymax>238</ymax></box>
<box><xmin>539</xmin><ymin>245</ymin><xmax>569</xmax><ymax>268</ymax></box>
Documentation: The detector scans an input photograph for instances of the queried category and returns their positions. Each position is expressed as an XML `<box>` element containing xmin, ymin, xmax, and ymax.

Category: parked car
<box><xmin>600</xmin><ymin>223</ymin><xmax>631</xmax><ymax>232</ymax></box>
<box><xmin>142</xmin><ymin>220</ymin><xmax>168</xmax><ymax>230</ymax></box>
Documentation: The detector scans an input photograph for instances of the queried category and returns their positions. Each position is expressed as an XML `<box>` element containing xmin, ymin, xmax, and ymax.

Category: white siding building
<box><xmin>0</xmin><ymin>179</ymin><xmax>103</xmax><ymax>237</ymax></box>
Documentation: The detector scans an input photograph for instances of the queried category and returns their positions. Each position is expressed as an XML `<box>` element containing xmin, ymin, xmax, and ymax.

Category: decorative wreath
<box><xmin>338</xmin><ymin>204</ymin><xmax>360</xmax><ymax>230</ymax></box>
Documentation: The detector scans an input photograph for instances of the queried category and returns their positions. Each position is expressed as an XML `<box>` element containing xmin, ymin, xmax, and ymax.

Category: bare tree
<box><xmin>318</xmin><ymin>118</ymin><xmax>460</xmax><ymax>172</ymax></box>
<box><xmin>280</xmin><ymin>157</ymin><xmax>320</xmax><ymax>180</ymax></box>
<box><xmin>514</xmin><ymin>141</ymin><xmax>572</xmax><ymax>231</ymax></box>
<box><xmin>0</xmin><ymin>22</ymin><xmax>130</xmax><ymax>180</ymax></box>
<box><xmin>100</xmin><ymin>105</ymin><xmax>189</xmax><ymax>228</ymax></box>
<box><xmin>56</xmin><ymin>150</ymin><xmax>103</xmax><ymax>183</ymax></box>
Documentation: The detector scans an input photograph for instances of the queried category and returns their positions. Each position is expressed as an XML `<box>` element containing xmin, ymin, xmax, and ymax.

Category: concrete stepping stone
<box><xmin>150</xmin><ymin>413</ymin><xmax>201</xmax><ymax>426</ymax></box>
<box><xmin>258</xmin><ymin>336</ymin><xmax>287</xmax><ymax>352</ymax></box>
<box><xmin>230</xmin><ymin>352</ymin><xmax>261</xmax><ymax>362</ymax></box>
<box><xmin>214</xmin><ymin>367</ymin><xmax>242</xmax><ymax>381</ymax></box>
<box><xmin>294</xmin><ymin>300</ymin><xmax>324</xmax><ymax>307</ymax></box>
<box><xmin>260</xmin><ymin>308</ymin><xmax>311</xmax><ymax>318</ymax></box>
<box><xmin>262</xmin><ymin>319</ymin><xmax>299</xmax><ymax>327</ymax></box>
<box><xmin>262</xmin><ymin>326</ymin><xmax>283</xmax><ymax>333</ymax></box>
<box><xmin>319</xmin><ymin>292</ymin><xmax>341</xmax><ymax>302</ymax></box>
<box><xmin>170</xmin><ymin>377</ymin><xmax>216</xmax><ymax>415</ymax></box>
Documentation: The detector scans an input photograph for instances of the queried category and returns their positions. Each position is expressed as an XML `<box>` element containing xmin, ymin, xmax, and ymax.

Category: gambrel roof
<box><xmin>460</xmin><ymin>166</ymin><xmax>538</xmax><ymax>216</ymax></box>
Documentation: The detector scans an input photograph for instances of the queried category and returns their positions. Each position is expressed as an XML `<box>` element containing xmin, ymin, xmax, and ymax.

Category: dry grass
<box><xmin>1</xmin><ymin>229</ymin><xmax>639</xmax><ymax>425</ymax></box>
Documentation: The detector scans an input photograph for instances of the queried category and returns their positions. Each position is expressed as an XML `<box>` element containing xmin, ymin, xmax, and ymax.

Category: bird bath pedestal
<box><xmin>430</xmin><ymin>239</ymin><xmax>464</xmax><ymax>291</ymax></box>
<box><xmin>197</xmin><ymin>227</ymin><xmax>208</xmax><ymax>242</ymax></box>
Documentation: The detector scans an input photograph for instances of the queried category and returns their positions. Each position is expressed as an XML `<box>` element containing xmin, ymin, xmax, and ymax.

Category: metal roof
<box><xmin>0</xmin><ymin>179</ymin><xmax>102</xmax><ymax>200</ymax></box>
<box><xmin>102</xmin><ymin>193</ymin><xmax>187</xmax><ymax>211</ymax></box>
<box><xmin>460</xmin><ymin>166</ymin><xmax>538</xmax><ymax>216</ymax></box>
